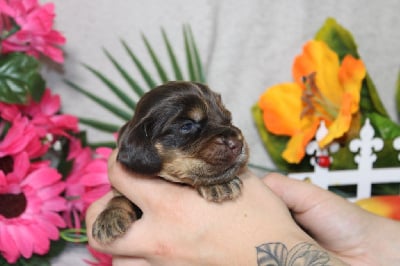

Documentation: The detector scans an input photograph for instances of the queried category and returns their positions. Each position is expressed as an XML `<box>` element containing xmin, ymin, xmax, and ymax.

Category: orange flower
<box><xmin>356</xmin><ymin>196</ymin><xmax>400</xmax><ymax>220</ymax></box>
<box><xmin>258</xmin><ymin>40</ymin><xmax>366</xmax><ymax>163</ymax></box>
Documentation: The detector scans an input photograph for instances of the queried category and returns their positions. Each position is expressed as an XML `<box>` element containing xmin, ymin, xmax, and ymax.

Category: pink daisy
<box><xmin>63</xmin><ymin>139</ymin><xmax>111</xmax><ymax>228</ymax></box>
<box><xmin>0</xmin><ymin>0</ymin><xmax>66</xmax><ymax>63</ymax></box>
<box><xmin>0</xmin><ymin>152</ymin><xmax>66</xmax><ymax>263</ymax></box>
<box><xmin>0</xmin><ymin>115</ymin><xmax>47</xmax><ymax>158</ymax></box>
<box><xmin>0</xmin><ymin>89</ymin><xmax>79</xmax><ymax>139</ymax></box>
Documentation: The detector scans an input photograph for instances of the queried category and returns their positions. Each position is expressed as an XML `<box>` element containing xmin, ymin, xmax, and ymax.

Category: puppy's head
<box><xmin>117</xmin><ymin>81</ymin><xmax>248</xmax><ymax>187</ymax></box>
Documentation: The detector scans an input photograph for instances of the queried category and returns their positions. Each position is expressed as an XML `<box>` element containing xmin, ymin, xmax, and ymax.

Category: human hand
<box><xmin>263</xmin><ymin>172</ymin><xmax>400</xmax><ymax>266</ymax></box>
<box><xmin>86</xmin><ymin>150</ymin><xmax>345</xmax><ymax>265</ymax></box>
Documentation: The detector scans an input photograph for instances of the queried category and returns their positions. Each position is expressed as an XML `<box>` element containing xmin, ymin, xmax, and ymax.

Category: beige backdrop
<box><xmin>43</xmin><ymin>0</ymin><xmax>400</xmax><ymax>264</ymax></box>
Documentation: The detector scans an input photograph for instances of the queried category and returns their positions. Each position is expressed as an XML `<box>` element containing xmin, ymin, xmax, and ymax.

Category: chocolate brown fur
<box><xmin>92</xmin><ymin>81</ymin><xmax>249</xmax><ymax>243</ymax></box>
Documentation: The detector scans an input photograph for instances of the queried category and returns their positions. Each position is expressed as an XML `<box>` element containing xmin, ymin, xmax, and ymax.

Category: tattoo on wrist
<box><xmin>256</xmin><ymin>242</ymin><xmax>330</xmax><ymax>266</ymax></box>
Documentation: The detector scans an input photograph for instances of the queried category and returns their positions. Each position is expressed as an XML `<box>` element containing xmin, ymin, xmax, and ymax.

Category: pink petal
<box><xmin>8</xmin><ymin>224</ymin><xmax>34</xmax><ymax>259</ymax></box>
<box><xmin>0</xmin><ymin>224</ymin><xmax>20</xmax><ymax>263</ymax></box>
<box><xmin>27</xmin><ymin>224</ymin><xmax>50</xmax><ymax>255</ymax></box>
<box><xmin>21</xmin><ymin>167</ymin><xmax>61</xmax><ymax>188</ymax></box>
<box><xmin>37</xmin><ymin>182</ymin><xmax>65</xmax><ymax>200</ymax></box>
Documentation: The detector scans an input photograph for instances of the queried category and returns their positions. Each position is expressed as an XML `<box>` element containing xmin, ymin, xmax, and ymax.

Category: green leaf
<box><xmin>79</xmin><ymin>117</ymin><xmax>121</xmax><ymax>133</ymax></box>
<box><xmin>315</xmin><ymin>17</ymin><xmax>358</xmax><ymax>60</ymax></box>
<box><xmin>142</xmin><ymin>33</ymin><xmax>169</xmax><ymax>83</ymax></box>
<box><xmin>183</xmin><ymin>25</ymin><xmax>197</xmax><ymax>82</ymax></box>
<box><xmin>83</xmin><ymin>62</ymin><xmax>136</xmax><ymax>110</ymax></box>
<box><xmin>121</xmin><ymin>39</ymin><xmax>155</xmax><ymax>92</ymax></box>
<box><xmin>88</xmin><ymin>141</ymin><xmax>117</xmax><ymax>149</ymax></box>
<box><xmin>65</xmin><ymin>79</ymin><xmax>132</xmax><ymax>121</ymax></box>
<box><xmin>367</xmin><ymin>112</ymin><xmax>400</xmax><ymax>139</ymax></box>
<box><xmin>0</xmin><ymin>53</ymin><xmax>45</xmax><ymax>104</ymax></box>
<box><xmin>186</xmin><ymin>24</ymin><xmax>206</xmax><ymax>83</ymax></box>
<box><xmin>315</xmin><ymin>18</ymin><xmax>388</xmax><ymax>118</ymax></box>
<box><xmin>104</xmin><ymin>47</ymin><xmax>146</xmax><ymax>100</ymax></box>
<box><xmin>162</xmin><ymin>28</ymin><xmax>184</xmax><ymax>81</ymax></box>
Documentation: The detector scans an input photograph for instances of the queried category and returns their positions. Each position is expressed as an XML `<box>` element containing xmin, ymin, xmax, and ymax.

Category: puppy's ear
<box><xmin>117</xmin><ymin>121</ymin><xmax>162</xmax><ymax>175</ymax></box>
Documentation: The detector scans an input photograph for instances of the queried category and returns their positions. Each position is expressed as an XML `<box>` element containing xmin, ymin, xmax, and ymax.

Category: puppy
<box><xmin>92</xmin><ymin>81</ymin><xmax>249</xmax><ymax>243</ymax></box>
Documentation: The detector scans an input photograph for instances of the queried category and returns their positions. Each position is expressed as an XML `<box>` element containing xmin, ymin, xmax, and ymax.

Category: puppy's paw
<box><xmin>197</xmin><ymin>176</ymin><xmax>242</xmax><ymax>202</ymax></box>
<box><xmin>92</xmin><ymin>207</ymin><xmax>135</xmax><ymax>244</ymax></box>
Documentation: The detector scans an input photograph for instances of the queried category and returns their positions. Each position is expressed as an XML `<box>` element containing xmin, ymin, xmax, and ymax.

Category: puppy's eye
<box><xmin>180</xmin><ymin>120</ymin><xmax>199</xmax><ymax>134</ymax></box>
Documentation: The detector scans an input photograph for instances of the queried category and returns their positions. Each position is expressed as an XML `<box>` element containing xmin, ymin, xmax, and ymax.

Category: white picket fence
<box><xmin>288</xmin><ymin>119</ymin><xmax>400</xmax><ymax>201</ymax></box>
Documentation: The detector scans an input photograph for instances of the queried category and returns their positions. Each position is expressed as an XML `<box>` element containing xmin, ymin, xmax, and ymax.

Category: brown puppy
<box><xmin>92</xmin><ymin>81</ymin><xmax>249</xmax><ymax>243</ymax></box>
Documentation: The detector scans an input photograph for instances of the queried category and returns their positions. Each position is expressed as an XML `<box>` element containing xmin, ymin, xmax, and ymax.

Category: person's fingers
<box><xmin>86</xmin><ymin>192</ymin><xmax>167</xmax><ymax>257</ymax></box>
<box><xmin>262</xmin><ymin>172</ymin><xmax>370</xmax><ymax>254</ymax></box>
<box><xmin>262</xmin><ymin>172</ymin><xmax>340</xmax><ymax>214</ymax></box>
<box><xmin>107</xmin><ymin>148</ymin><xmax>203</xmax><ymax>211</ymax></box>
<box><xmin>85</xmin><ymin>191</ymin><xmax>114</xmax><ymax>241</ymax></box>
<box><xmin>112</xmin><ymin>256</ymin><xmax>151</xmax><ymax>266</ymax></box>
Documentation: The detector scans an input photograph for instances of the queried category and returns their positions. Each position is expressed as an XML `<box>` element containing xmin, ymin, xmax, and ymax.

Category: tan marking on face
<box><xmin>187</xmin><ymin>106</ymin><xmax>205</xmax><ymax>122</ymax></box>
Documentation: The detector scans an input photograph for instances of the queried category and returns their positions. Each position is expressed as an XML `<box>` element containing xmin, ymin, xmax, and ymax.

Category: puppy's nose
<box><xmin>226</xmin><ymin>137</ymin><xmax>243</xmax><ymax>155</ymax></box>
<box><xmin>216</xmin><ymin>136</ymin><xmax>243</xmax><ymax>156</ymax></box>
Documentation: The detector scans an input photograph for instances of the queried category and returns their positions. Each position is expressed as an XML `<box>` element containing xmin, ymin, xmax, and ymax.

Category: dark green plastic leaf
<box><xmin>0</xmin><ymin>53</ymin><xmax>45</xmax><ymax>104</ymax></box>
<box><xmin>315</xmin><ymin>18</ymin><xmax>388</xmax><ymax>117</ymax></box>
<box><xmin>367</xmin><ymin>112</ymin><xmax>400</xmax><ymax>139</ymax></box>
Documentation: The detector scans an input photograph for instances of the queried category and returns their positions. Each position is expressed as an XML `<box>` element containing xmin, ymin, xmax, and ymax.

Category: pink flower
<box><xmin>0</xmin><ymin>89</ymin><xmax>79</xmax><ymax>138</ymax></box>
<box><xmin>0</xmin><ymin>152</ymin><xmax>66</xmax><ymax>263</ymax></box>
<box><xmin>85</xmin><ymin>245</ymin><xmax>112</xmax><ymax>266</ymax></box>
<box><xmin>63</xmin><ymin>139</ymin><xmax>111</xmax><ymax>228</ymax></box>
<box><xmin>0</xmin><ymin>115</ymin><xmax>47</xmax><ymax>158</ymax></box>
<box><xmin>0</xmin><ymin>0</ymin><xmax>65</xmax><ymax>62</ymax></box>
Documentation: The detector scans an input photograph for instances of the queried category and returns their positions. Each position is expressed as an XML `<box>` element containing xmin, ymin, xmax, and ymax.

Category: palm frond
<box><xmin>183</xmin><ymin>25</ymin><xmax>197</xmax><ymax>81</ymax></box>
<box><xmin>162</xmin><ymin>28</ymin><xmax>184</xmax><ymax>81</ymax></box>
<box><xmin>78</xmin><ymin>117</ymin><xmax>120</xmax><ymax>133</ymax></box>
<box><xmin>68</xmin><ymin>25</ymin><xmax>206</xmax><ymax>139</ymax></box>
<box><xmin>186</xmin><ymin>24</ymin><xmax>206</xmax><ymax>83</ymax></box>
<box><xmin>82</xmin><ymin>63</ymin><xmax>136</xmax><ymax>110</ymax></box>
<box><xmin>121</xmin><ymin>39</ymin><xmax>156</xmax><ymax>91</ymax></box>
<box><xmin>141</xmin><ymin>33</ymin><xmax>169</xmax><ymax>83</ymax></box>
<box><xmin>65</xmin><ymin>80</ymin><xmax>132</xmax><ymax>121</ymax></box>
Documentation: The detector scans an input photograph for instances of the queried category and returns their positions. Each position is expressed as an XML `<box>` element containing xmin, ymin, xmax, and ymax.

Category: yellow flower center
<box><xmin>301</xmin><ymin>72</ymin><xmax>338</xmax><ymax>121</ymax></box>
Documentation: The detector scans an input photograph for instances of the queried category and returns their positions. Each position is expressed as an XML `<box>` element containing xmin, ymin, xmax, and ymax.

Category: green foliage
<box><xmin>67</xmin><ymin>25</ymin><xmax>205</xmax><ymax>147</ymax></box>
<box><xmin>0</xmin><ymin>53</ymin><xmax>45</xmax><ymax>104</ymax></box>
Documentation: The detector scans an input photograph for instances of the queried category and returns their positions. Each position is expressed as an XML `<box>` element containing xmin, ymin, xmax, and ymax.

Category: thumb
<box><xmin>262</xmin><ymin>172</ymin><xmax>342</xmax><ymax>216</ymax></box>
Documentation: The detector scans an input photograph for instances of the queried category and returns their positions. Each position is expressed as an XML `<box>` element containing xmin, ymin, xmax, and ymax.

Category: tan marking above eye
<box><xmin>187</xmin><ymin>107</ymin><xmax>205</xmax><ymax>122</ymax></box>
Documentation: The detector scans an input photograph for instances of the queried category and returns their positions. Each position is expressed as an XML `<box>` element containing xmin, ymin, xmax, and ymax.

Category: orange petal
<box><xmin>319</xmin><ymin>93</ymin><xmax>353</xmax><ymax>147</ymax></box>
<box><xmin>339</xmin><ymin>55</ymin><xmax>366</xmax><ymax>113</ymax></box>
<box><xmin>258</xmin><ymin>83</ymin><xmax>302</xmax><ymax>136</ymax></box>
<box><xmin>282</xmin><ymin>118</ymin><xmax>320</xmax><ymax>163</ymax></box>
<box><xmin>356</xmin><ymin>196</ymin><xmax>400</xmax><ymax>220</ymax></box>
<box><xmin>293</xmin><ymin>40</ymin><xmax>343</xmax><ymax>107</ymax></box>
